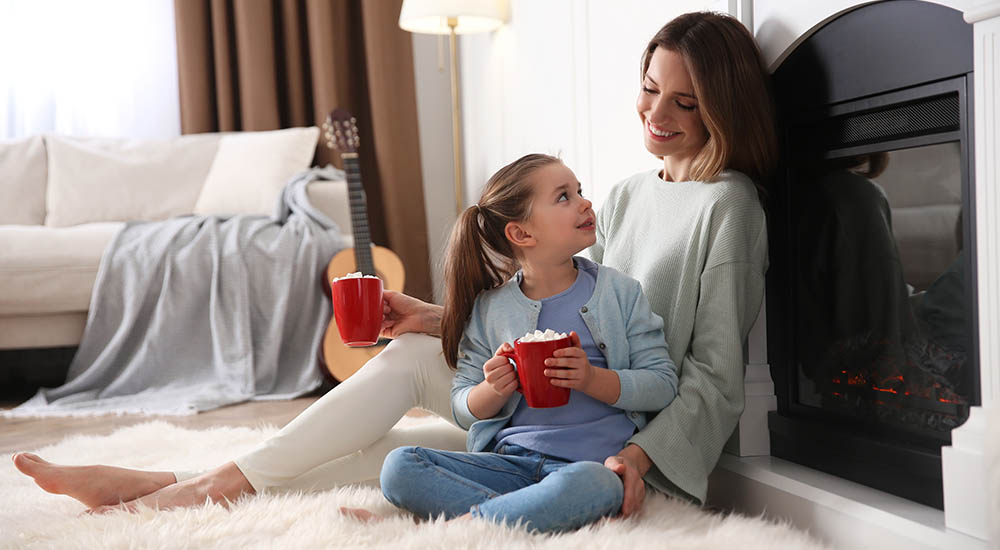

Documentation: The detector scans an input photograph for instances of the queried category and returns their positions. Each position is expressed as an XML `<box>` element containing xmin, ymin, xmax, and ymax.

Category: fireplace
<box><xmin>765</xmin><ymin>0</ymin><xmax>978</xmax><ymax>509</ymax></box>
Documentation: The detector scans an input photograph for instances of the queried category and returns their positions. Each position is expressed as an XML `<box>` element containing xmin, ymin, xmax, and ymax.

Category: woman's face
<box><xmin>636</xmin><ymin>47</ymin><xmax>709</xmax><ymax>180</ymax></box>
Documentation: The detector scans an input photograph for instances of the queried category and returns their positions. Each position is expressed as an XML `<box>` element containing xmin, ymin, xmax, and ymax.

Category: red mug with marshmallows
<box><xmin>331</xmin><ymin>275</ymin><xmax>383</xmax><ymax>347</ymax></box>
<box><xmin>500</xmin><ymin>336</ymin><xmax>572</xmax><ymax>408</ymax></box>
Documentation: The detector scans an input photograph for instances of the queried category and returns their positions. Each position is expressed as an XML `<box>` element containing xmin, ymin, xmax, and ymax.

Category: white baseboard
<box><xmin>707</xmin><ymin>454</ymin><xmax>989</xmax><ymax>550</ymax></box>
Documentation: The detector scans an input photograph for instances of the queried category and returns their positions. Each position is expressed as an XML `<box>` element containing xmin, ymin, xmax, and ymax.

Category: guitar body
<box><xmin>320</xmin><ymin>245</ymin><xmax>405</xmax><ymax>382</ymax></box>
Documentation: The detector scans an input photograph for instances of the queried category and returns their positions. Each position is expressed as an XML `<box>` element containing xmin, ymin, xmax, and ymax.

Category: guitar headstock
<box><xmin>322</xmin><ymin>108</ymin><xmax>360</xmax><ymax>155</ymax></box>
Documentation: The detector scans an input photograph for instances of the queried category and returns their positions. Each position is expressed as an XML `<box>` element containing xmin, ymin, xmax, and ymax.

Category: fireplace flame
<box><xmin>818</xmin><ymin>335</ymin><xmax>970</xmax><ymax>433</ymax></box>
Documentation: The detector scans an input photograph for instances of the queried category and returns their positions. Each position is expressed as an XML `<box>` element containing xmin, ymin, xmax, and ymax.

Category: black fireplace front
<box><xmin>766</xmin><ymin>0</ymin><xmax>978</xmax><ymax>509</ymax></box>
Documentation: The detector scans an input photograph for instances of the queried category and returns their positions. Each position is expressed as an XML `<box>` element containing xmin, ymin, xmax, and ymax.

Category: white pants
<box><xmin>175</xmin><ymin>333</ymin><xmax>467</xmax><ymax>492</ymax></box>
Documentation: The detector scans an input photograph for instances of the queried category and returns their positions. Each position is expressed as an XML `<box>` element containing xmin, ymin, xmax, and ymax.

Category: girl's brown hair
<box><xmin>441</xmin><ymin>153</ymin><xmax>562</xmax><ymax>369</ymax></box>
<box><xmin>642</xmin><ymin>12</ymin><xmax>778</xmax><ymax>190</ymax></box>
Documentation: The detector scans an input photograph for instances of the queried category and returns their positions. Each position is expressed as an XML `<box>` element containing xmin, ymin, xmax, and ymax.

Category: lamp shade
<box><xmin>398</xmin><ymin>0</ymin><xmax>508</xmax><ymax>35</ymax></box>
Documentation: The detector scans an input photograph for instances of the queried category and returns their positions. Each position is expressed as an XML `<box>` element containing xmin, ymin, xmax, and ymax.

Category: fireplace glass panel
<box><xmin>793</xmin><ymin>142</ymin><xmax>971</xmax><ymax>442</ymax></box>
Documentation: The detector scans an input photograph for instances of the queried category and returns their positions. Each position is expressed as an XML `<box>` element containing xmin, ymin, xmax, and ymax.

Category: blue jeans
<box><xmin>380</xmin><ymin>444</ymin><xmax>623</xmax><ymax>533</ymax></box>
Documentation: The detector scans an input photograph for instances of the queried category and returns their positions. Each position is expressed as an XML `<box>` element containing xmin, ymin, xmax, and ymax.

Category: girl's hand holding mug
<box><xmin>483</xmin><ymin>343</ymin><xmax>519</xmax><ymax>397</ymax></box>
<box><xmin>543</xmin><ymin>331</ymin><xmax>595</xmax><ymax>391</ymax></box>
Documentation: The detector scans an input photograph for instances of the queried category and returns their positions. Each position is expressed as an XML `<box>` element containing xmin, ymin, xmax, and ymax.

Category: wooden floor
<box><xmin>0</xmin><ymin>397</ymin><xmax>321</xmax><ymax>454</ymax></box>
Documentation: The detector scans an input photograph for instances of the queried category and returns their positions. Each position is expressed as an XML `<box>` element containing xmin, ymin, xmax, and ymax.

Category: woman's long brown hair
<box><xmin>441</xmin><ymin>154</ymin><xmax>562</xmax><ymax>369</ymax></box>
<box><xmin>642</xmin><ymin>12</ymin><xmax>778</xmax><ymax>193</ymax></box>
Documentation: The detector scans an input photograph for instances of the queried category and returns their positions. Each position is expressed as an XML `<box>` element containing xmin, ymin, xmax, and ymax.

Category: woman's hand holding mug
<box><xmin>380</xmin><ymin>290</ymin><xmax>442</xmax><ymax>338</ymax></box>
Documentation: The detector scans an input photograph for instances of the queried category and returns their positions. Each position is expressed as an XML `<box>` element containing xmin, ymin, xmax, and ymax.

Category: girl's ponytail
<box><xmin>440</xmin><ymin>153</ymin><xmax>562</xmax><ymax>369</ymax></box>
<box><xmin>441</xmin><ymin>206</ymin><xmax>511</xmax><ymax>369</ymax></box>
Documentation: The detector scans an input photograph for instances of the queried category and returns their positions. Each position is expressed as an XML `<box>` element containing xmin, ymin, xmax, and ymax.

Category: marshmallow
<box><xmin>518</xmin><ymin>329</ymin><xmax>568</xmax><ymax>343</ymax></box>
<box><xmin>332</xmin><ymin>272</ymin><xmax>381</xmax><ymax>282</ymax></box>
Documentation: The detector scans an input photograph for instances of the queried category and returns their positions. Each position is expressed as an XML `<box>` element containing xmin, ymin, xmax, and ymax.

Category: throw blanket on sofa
<box><xmin>7</xmin><ymin>167</ymin><xmax>352</xmax><ymax>416</ymax></box>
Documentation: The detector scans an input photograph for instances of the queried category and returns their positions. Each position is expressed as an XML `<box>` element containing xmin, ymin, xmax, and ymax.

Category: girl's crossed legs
<box><xmin>13</xmin><ymin>333</ymin><xmax>467</xmax><ymax>510</ymax></box>
<box><xmin>380</xmin><ymin>444</ymin><xmax>624</xmax><ymax>534</ymax></box>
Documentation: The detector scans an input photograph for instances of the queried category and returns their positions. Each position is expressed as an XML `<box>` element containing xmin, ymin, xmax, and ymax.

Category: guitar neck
<box><xmin>343</xmin><ymin>155</ymin><xmax>376</xmax><ymax>276</ymax></box>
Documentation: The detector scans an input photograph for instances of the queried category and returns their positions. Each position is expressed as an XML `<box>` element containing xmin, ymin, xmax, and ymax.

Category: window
<box><xmin>0</xmin><ymin>0</ymin><xmax>180</xmax><ymax>139</ymax></box>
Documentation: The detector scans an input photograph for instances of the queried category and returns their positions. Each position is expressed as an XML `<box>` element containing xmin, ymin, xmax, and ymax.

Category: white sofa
<box><xmin>0</xmin><ymin>129</ymin><xmax>351</xmax><ymax>351</ymax></box>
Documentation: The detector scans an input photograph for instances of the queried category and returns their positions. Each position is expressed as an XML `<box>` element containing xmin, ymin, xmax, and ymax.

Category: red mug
<box><xmin>331</xmin><ymin>276</ymin><xmax>383</xmax><ymax>347</ymax></box>
<box><xmin>500</xmin><ymin>336</ymin><xmax>572</xmax><ymax>408</ymax></box>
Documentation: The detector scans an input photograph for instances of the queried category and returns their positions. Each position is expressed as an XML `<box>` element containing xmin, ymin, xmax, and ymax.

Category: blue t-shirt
<box><xmin>493</xmin><ymin>264</ymin><xmax>637</xmax><ymax>463</ymax></box>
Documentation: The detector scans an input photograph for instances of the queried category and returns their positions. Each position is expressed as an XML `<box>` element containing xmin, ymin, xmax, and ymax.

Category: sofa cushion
<box><xmin>44</xmin><ymin>133</ymin><xmax>221</xmax><ymax>227</ymax></box>
<box><xmin>0</xmin><ymin>313</ymin><xmax>88</xmax><ymax>350</ymax></box>
<box><xmin>306</xmin><ymin>179</ymin><xmax>353</xmax><ymax>237</ymax></box>
<box><xmin>193</xmin><ymin>127</ymin><xmax>319</xmax><ymax>217</ymax></box>
<box><xmin>0</xmin><ymin>136</ymin><xmax>47</xmax><ymax>225</ymax></box>
<box><xmin>0</xmin><ymin>222</ymin><xmax>124</xmax><ymax>315</ymax></box>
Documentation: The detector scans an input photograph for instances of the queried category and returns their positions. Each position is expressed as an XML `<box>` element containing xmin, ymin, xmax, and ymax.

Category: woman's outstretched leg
<box><xmin>15</xmin><ymin>333</ymin><xmax>457</xmax><ymax>511</ymax></box>
<box><xmin>11</xmin><ymin>453</ymin><xmax>175</xmax><ymax>509</ymax></box>
<box><xmin>229</xmin><ymin>333</ymin><xmax>456</xmax><ymax>492</ymax></box>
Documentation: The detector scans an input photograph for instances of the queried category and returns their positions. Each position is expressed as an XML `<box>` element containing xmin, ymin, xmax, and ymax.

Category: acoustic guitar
<box><xmin>319</xmin><ymin>108</ymin><xmax>405</xmax><ymax>382</ymax></box>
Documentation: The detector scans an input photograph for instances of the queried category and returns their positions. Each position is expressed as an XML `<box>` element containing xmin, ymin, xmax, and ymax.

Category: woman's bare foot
<box><xmin>90</xmin><ymin>461</ymin><xmax>255</xmax><ymax>513</ymax></box>
<box><xmin>12</xmin><ymin>452</ymin><xmax>175</xmax><ymax>509</ymax></box>
<box><xmin>339</xmin><ymin>507</ymin><xmax>384</xmax><ymax>522</ymax></box>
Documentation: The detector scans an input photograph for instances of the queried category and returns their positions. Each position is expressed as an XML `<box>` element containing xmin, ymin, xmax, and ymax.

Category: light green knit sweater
<box><xmin>586</xmin><ymin>168</ymin><xmax>767</xmax><ymax>504</ymax></box>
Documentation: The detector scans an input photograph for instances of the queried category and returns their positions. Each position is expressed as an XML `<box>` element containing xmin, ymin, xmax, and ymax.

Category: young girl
<box><xmin>376</xmin><ymin>153</ymin><xmax>679</xmax><ymax>533</ymax></box>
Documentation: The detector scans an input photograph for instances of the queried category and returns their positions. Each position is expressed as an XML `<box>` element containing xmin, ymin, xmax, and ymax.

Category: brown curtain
<box><xmin>174</xmin><ymin>0</ymin><xmax>432</xmax><ymax>301</ymax></box>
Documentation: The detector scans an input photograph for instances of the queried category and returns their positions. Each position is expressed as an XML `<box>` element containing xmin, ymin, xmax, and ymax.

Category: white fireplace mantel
<box><xmin>720</xmin><ymin>0</ymin><xmax>999</xmax><ymax>547</ymax></box>
<box><xmin>942</xmin><ymin>0</ymin><xmax>1000</xmax><ymax>541</ymax></box>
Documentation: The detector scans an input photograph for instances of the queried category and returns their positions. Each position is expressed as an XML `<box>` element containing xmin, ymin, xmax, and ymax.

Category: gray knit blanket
<box><xmin>6</xmin><ymin>167</ymin><xmax>351</xmax><ymax>417</ymax></box>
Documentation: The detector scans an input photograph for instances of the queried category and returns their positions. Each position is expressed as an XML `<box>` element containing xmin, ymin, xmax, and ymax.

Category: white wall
<box><xmin>411</xmin><ymin>34</ymin><xmax>459</xmax><ymax>303</ymax></box>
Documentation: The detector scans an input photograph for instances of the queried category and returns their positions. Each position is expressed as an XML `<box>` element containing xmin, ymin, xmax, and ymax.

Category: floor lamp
<box><xmin>399</xmin><ymin>0</ymin><xmax>508</xmax><ymax>216</ymax></box>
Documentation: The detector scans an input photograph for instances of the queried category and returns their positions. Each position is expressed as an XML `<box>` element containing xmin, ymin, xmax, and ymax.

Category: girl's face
<box><xmin>636</xmin><ymin>47</ymin><xmax>709</xmax><ymax>180</ymax></box>
<box><xmin>516</xmin><ymin>163</ymin><xmax>596</xmax><ymax>261</ymax></box>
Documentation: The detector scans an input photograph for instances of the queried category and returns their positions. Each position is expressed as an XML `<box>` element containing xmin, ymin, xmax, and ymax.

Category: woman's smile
<box><xmin>646</xmin><ymin>121</ymin><xmax>681</xmax><ymax>142</ymax></box>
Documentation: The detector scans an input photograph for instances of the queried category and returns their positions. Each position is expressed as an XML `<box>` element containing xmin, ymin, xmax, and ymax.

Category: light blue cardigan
<box><xmin>451</xmin><ymin>256</ymin><xmax>679</xmax><ymax>453</ymax></box>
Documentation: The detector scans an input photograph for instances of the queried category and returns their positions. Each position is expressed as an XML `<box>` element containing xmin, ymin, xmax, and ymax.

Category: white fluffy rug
<box><xmin>0</xmin><ymin>418</ymin><xmax>829</xmax><ymax>549</ymax></box>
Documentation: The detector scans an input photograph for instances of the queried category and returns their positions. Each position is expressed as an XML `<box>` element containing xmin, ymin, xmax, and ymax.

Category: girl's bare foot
<box><xmin>339</xmin><ymin>507</ymin><xmax>384</xmax><ymax>522</ymax></box>
<box><xmin>93</xmin><ymin>461</ymin><xmax>254</xmax><ymax>512</ymax></box>
<box><xmin>12</xmin><ymin>452</ymin><xmax>175</xmax><ymax>509</ymax></box>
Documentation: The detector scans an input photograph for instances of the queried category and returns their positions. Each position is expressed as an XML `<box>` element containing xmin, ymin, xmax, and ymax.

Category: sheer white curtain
<box><xmin>0</xmin><ymin>0</ymin><xmax>180</xmax><ymax>139</ymax></box>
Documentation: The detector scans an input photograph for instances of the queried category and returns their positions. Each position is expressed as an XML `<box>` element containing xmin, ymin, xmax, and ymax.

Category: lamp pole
<box><xmin>447</xmin><ymin>16</ymin><xmax>464</xmax><ymax>216</ymax></box>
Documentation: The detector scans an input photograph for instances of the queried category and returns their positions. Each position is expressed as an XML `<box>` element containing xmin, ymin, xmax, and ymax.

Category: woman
<box><xmin>14</xmin><ymin>11</ymin><xmax>776</xmax><ymax>517</ymax></box>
